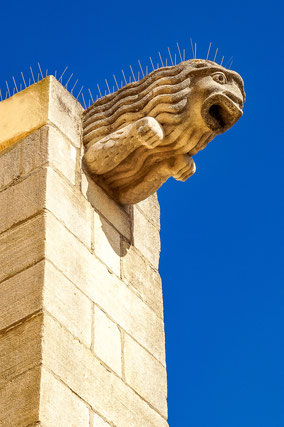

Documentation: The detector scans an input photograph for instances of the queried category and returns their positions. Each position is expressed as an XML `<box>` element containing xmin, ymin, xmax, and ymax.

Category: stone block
<box><xmin>121</xmin><ymin>241</ymin><xmax>164</xmax><ymax>318</ymax></box>
<box><xmin>133</xmin><ymin>206</ymin><xmax>161</xmax><ymax>268</ymax></box>
<box><xmin>39</xmin><ymin>367</ymin><xmax>90</xmax><ymax>426</ymax></box>
<box><xmin>46</xmin><ymin>167</ymin><xmax>92</xmax><ymax>248</ymax></box>
<box><xmin>81</xmin><ymin>172</ymin><xmax>131</xmax><ymax>240</ymax></box>
<box><xmin>45</xmin><ymin>212</ymin><xmax>166</xmax><ymax>364</ymax></box>
<box><xmin>0</xmin><ymin>314</ymin><xmax>42</xmax><ymax>388</ymax></box>
<box><xmin>124</xmin><ymin>333</ymin><xmax>168</xmax><ymax>418</ymax></box>
<box><xmin>136</xmin><ymin>193</ymin><xmax>160</xmax><ymax>230</ymax></box>
<box><xmin>93</xmin><ymin>211</ymin><xmax>121</xmax><ymax>276</ymax></box>
<box><xmin>0</xmin><ymin>366</ymin><xmax>41</xmax><ymax>427</ymax></box>
<box><xmin>21</xmin><ymin>125</ymin><xmax>77</xmax><ymax>185</ymax></box>
<box><xmin>0</xmin><ymin>143</ymin><xmax>21</xmax><ymax>190</ymax></box>
<box><xmin>0</xmin><ymin>168</ymin><xmax>46</xmax><ymax>235</ymax></box>
<box><xmin>42</xmin><ymin>313</ymin><xmax>168</xmax><ymax>427</ymax></box>
<box><xmin>0</xmin><ymin>261</ymin><xmax>44</xmax><ymax>331</ymax></box>
<box><xmin>48</xmin><ymin>76</ymin><xmax>83</xmax><ymax>147</ymax></box>
<box><xmin>93</xmin><ymin>306</ymin><xmax>122</xmax><ymax>376</ymax></box>
<box><xmin>43</xmin><ymin>261</ymin><xmax>92</xmax><ymax>348</ymax></box>
<box><xmin>0</xmin><ymin>214</ymin><xmax>45</xmax><ymax>283</ymax></box>
<box><xmin>47</xmin><ymin>125</ymin><xmax>77</xmax><ymax>185</ymax></box>
<box><xmin>20</xmin><ymin>128</ymin><xmax>47</xmax><ymax>176</ymax></box>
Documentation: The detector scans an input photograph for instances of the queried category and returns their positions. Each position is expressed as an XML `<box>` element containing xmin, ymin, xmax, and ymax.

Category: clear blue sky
<box><xmin>1</xmin><ymin>1</ymin><xmax>283</xmax><ymax>425</ymax></box>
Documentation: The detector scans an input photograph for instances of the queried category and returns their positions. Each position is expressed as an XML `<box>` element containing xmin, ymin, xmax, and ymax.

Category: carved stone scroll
<box><xmin>83</xmin><ymin>59</ymin><xmax>245</xmax><ymax>205</ymax></box>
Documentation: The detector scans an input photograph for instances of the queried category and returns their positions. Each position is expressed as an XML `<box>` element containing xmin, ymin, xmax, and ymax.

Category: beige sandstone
<box><xmin>0</xmin><ymin>76</ymin><xmax>168</xmax><ymax>425</ymax></box>
<box><xmin>93</xmin><ymin>305</ymin><xmax>122</xmax><ymax>376</ymax></box>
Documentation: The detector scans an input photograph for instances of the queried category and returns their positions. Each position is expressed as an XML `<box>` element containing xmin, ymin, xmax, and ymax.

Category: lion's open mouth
<box><xmin>202</xmin><ymin>94</ymin><xmax>243</xmax><ymax>134</ymax></box>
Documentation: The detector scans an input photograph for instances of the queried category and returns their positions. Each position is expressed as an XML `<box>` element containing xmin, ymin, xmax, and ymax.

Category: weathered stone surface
<box><xmin>45</xmin><ymin>211</ymin><xmax>166</xmax><ymax>364</ymax></box>
<box><xmin>133</xmin><ymin>206</ymin><xmax>161</xmax><ymax>268</ymax></box>
<box><xmin>0</xmin><ymin>143</ymin><xmax>20</xmax><ymax>190</ymax></box>
<box><xmin>124</xmin><ymin>333</ymin><xmax>168</xmax><ymax>418</ymax></box>
<box><xmin>48</xmin><ymin>76</ymin><xmax>83</xmax><ymax>147</ymax></box>
<box><xmin>83</xmin><ymin>60</ymin><xmax>245</xmax><ymax>204</ymax></box>
<box><xmin>21</xmin><ymin>125</ymin><xmax>77</xmax><ymax>185</ymax></box>
<box><xmin>44</xmin><ymin>261</ymin><xmax>92</xmax><ymax>348</ymax></box>
<box><xmin>0</xmin><ymin>168</ymin><xmax>46</xmax><ymax>235</ymax></box>
<box><xmin>20</xmin><ymin>128</ymin><xmax>47</xmax><ymax>176</ymax></box>
<box><xmin>46</xmin><ymin>167</ymin><xmax>92</xmax><ymax>248</ymax></box>
<box><xmin>93</xmin><ymin>306</ymin><xmax>122</xmax><ymax>376</ymax></box>
<box><xmin>0</xmin><ymin>214</ymin><xmax>45</xmax><ymax>283</ymax></box>
<box><xmin>121</xmin><ymin>241</ymin><xmax>163</xmax><ymax>318</ymax></box>
<box><xmin>136</xmin><ymin>193</ymin><xmax>160</xmax><ymax>230</ymax></box>
<box><xmin>46</xmin><ymin>125</ymin><xmax>78</xmax><ymax>184</ymax></box>
<box><xmin>93</xmin><ymin>211</ymin><xmax>121</xmax><ymax>275</ymax></box>
<box><xmin>0</xmin><ymin>366</ymin><xmax>41</xmax><ymax>427</ymax></box>
<box><xmin>42</xmin><ymin>313</ymin><xmax>168</xmax><ymax>427</ymax></box>
<box><xmin>40</xmin><ymin>367</ymin><xmax>90</xmax><ymax>426</ymax></box>
<box><xmin>0</xmin><ymin>314</ymin><xmax>42</xmax><ymax>388</ymax></box>
<box><xmin>0</xmin><ymin>262</ymin><xmax>44</xmax><ymax>330</ymax></box>
<box><xmin>91</xmin><ymin>412</ymin><xmax>111</xmax><ymax>426</ymax></box>
<box><xmin>81</xmin><ymin>171</ymin><xmax>131</xmax><ymax>240</ymax></box>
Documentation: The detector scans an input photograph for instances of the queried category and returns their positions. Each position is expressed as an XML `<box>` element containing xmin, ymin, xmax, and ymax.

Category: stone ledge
<box><xmin>0</xmin><ymin>76</ymin><xmax>83</xmax><ymax>152</ymax></box>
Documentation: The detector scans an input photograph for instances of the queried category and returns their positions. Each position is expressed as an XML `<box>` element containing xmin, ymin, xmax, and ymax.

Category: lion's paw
<box><xmin>135</xmin><ymin>117</ymin><xmax>164</xmax><ymax>149</ymax></box>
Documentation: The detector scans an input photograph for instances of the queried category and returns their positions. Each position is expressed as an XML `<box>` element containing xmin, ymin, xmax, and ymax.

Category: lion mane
<box><xmin>83</xmin><ymin>59</ymin><xmax>245</xmax><ymax>148</ymax></box>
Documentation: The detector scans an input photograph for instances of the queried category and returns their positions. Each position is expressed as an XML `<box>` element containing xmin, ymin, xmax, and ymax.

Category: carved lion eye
<box><xmin>212</xmin><ymin>72</ymin><xmax>227</xmax><ymax>84</ymax></box>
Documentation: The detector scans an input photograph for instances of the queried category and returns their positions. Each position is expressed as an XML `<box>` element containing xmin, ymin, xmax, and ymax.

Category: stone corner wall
<box><xmin>0</xmin><ymin>79</ymin><xmax>168</xmax><ymax>426</ymax></box>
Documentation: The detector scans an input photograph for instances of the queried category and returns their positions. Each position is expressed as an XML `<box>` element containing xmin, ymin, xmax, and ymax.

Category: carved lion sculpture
<box><xmin>83</xmin><ymin>59</ymin><xmax>245</xmax><ymax>204</ymax></box>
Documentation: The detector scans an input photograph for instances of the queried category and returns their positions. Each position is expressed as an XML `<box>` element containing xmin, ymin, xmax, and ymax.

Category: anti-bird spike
<box><xmin>113</xmin><ymin>74</ymin><xmax>119</xmax><ymax>90</ymax></box>
<box><xmin>158</xmin><ymin>52</ymin><xmax>164</xmax><ymax>67</ymax></box>
<box><xmin>12</xmin><ymin>77</ymin><xmax>18</xmax><ymax>93</ymax></box>
<box><xmin>71</xmin><ymin>79</ymin><xmax>78</xmax><ymax>94</ymax></box>
<box><xmin>38</xmin><ymin>62</ymin><xmax>44</xmax><ymax>79</ymax></box>
<box><xmin>177</xmin><ymin>42</ymin><xmax>183</xmax><ymax>62</ymax></box>
<box><xmin>30</xmin><ymin>66</ymin><xmax>35</xmax><ymax>84</ymax></box>
<box><xmin>65</xmin><ymin>73</ymin><xmax>74</xmax><ymax>88</ymax></box>
<box><xmin>21</xmin><ymin>72</ymin><xmax>27</xmax><ymax>88</ymax></box>
<box><xmin>88</xmin><ymin>88</ymin><xmax>94</xmax><ymax>103</ymax></box>
<box><xmin>213</xmin><ymin>48</ymin><xmax>218</xmax><ymax>62</ymax></box>
<box><xmin>121</xmin><ymin>69</ymin><xmax>127</xmax><ymax>85</ymax></box>
<box><xmin>206</xmin><ymin>42</ymin><xmax>212</xmax><ymax>60</ymax></box>
<box><xmin>190</xmin><ymin>38</ymin><xmax>195</xmax><ymax>58</ymax></box>
<box><xmin>138</xmin><ymin>60</ymin><xmax>144</xmax><ymax>77</ymax></box>
<box><xmin>59</xmin><ymin>66</ymin><xmax>68</xmax><ymax>83</ymax></box>
<box><xmin>168</xmin><ymin>47</ymin><xmax>174</xmax><ymax>65</ymax></box>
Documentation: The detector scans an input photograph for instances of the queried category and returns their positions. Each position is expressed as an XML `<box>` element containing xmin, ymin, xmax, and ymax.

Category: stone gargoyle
<box><xmin>82</xmin><ymin>59</ymin><xmax>245</xmax><ymax>204</ymax></box>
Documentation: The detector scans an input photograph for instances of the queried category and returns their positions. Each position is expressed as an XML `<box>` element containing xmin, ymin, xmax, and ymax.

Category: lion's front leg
<box><xmin>116</xmin><ymin>154</ymin><xmax>196</xmax><ymax>204</ymax></box>
<box><xmin>83</xmin><ymin>117</ymin><xmax>164</xmax><ymax>175</ymax></box>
